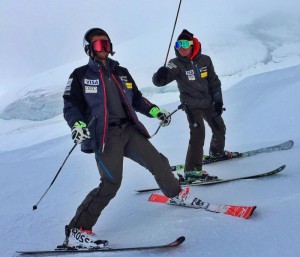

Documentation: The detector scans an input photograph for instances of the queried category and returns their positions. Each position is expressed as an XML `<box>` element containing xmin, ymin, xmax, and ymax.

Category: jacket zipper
<box><xmin>111</xmin><ymin>74</ymin><xmax>150</xmax><ymax>137</ymax></box>
<box><xmin>99</xmin><ymin>70</ymin><xmax>108</xmax><ymax>152</ymax></box>
<box><xmin>191</xmin><ymin>60</ymin><xmax>201</xmax><ymax>78</ymax></box>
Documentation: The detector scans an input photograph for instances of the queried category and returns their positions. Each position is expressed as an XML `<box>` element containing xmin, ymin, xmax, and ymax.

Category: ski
<box><xmin>181</xmin><ymin>164</ymin><xmax>286</xmax><ymax>186</ymax></box>
<box><xmin>149</xmin><ymin>193</ymin><xmax>256</xmax><ymax>219</ymax></box>
<box><xmin>136</xmin><ymin>165</ymin><xmax>286</xmax><ymax>193</ymax></box>
<box><xmin>17</xmin><ymin>236</ymin><xmax>185</xmax><ymax>255</ymax></box>
<box><xmin>171</xmin><ymin>140</ymin><xmax>293</xmax><ymax>171</ymax></box>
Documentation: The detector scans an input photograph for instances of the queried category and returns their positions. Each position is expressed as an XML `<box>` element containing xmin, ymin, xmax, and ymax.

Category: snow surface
<box><xmin>0</xmin><ymin>64</ymin><xmax>299</xmax><ymax>257</ymax></box>
<box><xmin>0</xmin><ymin>1</ymin><xmax>300</xmax><ymax>256</ymax></box>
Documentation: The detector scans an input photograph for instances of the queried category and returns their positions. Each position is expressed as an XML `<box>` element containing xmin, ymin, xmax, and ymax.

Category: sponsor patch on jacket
<box><xmin>167</xmin><ymin>62</ymin><xmax>177</xmax><ymax>69</ymax></box>
<box><xmin>201</xmin><ymin>72</ymin><xmax>208</xmax><ymax>78</ymax></box>
<box><xmin>186</xmin><ymin>70</ymin><xmax>195</xmax><ymax>80</ymax></box>
<box><xmin>125</xmin><ymin>82</ymin><xmax>132</xmax><ymax>89</ymax></box>
<box><xmin>119</xmin><ymin>76</ymin><xmax>128</xmax><ymax>82</ymax></box>
<box><xmin>199</xmin><ymin>66</ymin><xmax>208</xmax><ymax>78</ymax></box>
<box><xmin>63</xmin><ymin>78</ymin><xmax>73</xmax><ymax>95</ymax></box>
<box><xmin>85</xmin><ymin>86</ymin><xmax>97</xmax><ymax>93</ymax></box>
<box><xmin>84</xmin><ymin>79</ymin><xmax>99</xmax><ymax>85</ymax></box>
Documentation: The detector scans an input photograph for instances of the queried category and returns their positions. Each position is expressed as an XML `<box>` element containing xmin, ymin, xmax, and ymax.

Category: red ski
<box><xmin>149</xmin><ymin>193</ymin><xmax>256</xmax><ymax>219</ymax></box>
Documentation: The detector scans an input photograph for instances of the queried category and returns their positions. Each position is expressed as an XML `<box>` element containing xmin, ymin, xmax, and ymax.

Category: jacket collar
<box><xmin>88</xmin><ymin>58</ymin><xmax>119</xmax><ymax>73</ymax></box>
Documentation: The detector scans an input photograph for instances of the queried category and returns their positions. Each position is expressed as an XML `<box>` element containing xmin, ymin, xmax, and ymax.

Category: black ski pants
<box><xmin>184</xmin><ymin>107</ymin><xmax>226</xmax><ymax>171</ymax></box>
<box><xmin>69</xmin><ymin>122</ymin><xmax>181</xmax><ymax>230</ymax></box>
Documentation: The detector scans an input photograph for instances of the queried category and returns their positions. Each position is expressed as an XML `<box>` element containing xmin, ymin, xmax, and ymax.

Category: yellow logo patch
<box><xmin>125</xmin><ymin>82</ymin><xmax>132</xmax><ymax>89</ymax></box>
<box><xmin>201</xmin><ymin>72</ymin><xmax>208</xmax><ymax>78</ymax></box>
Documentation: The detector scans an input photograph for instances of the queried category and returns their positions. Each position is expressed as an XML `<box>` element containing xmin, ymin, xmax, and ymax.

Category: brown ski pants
<box><xmin>68</xmin><ymin>122</ymin><xmax>181</xmax><ymax>230</ymax></box>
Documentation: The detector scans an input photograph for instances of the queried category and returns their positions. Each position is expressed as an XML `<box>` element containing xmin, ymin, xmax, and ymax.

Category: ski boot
<box><xmin>171</xmin><ymin>188</ymin><xmax>198</xmax><ymax>206</ymax></box>
<box><xmin>183</xmin><ymin>169</ymin><xmax>219</xmax><ymax>183</ymax></box>
<box><xmin>57</xmin><ymin>225</ymin><xmax>109</xmax><ymax>250</ymax></box>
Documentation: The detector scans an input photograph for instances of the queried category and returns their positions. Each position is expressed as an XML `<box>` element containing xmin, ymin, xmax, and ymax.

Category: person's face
<box><xmin>178</xmin><ymin>45</ymin><xmax>193</xmax><ymax>58</ymax></box>
<box><xmin>91</xmin><ymin>35</ymin><xmax>110</xmax><ymax>60</ymax></box>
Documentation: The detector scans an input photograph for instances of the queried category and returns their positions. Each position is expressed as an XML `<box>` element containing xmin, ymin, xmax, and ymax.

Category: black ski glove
<box><xmin>214</xmin><ymin>102</ymin><xmax>224</xmax><ymax>116</ymax></box>
<box><xmin>156</xmin><ymin>66</ymin><xmax>169</xmax><ymax>84</ymax></box>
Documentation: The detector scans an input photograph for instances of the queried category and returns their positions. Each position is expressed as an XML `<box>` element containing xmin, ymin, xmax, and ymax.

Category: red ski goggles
<box><xmin>175</xmin><ymin>40</ymin><xmax>194</xmax><ymax>50</ymax></box>
<box><xmin>92</xmin><ymin>39</ymin><xmax>111</xmax><ymax>52</ymax></box>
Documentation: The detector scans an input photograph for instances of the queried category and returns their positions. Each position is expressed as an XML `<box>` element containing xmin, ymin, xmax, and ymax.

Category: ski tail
<box><xmin>149</xmin><ymin>193</ymin><xmax>169</xmax><ymax>203</ymax></box>
<box><xmin>149</xmin><ymin>193</ymin><xmax>256</xmax><ymax>219</ymax></box>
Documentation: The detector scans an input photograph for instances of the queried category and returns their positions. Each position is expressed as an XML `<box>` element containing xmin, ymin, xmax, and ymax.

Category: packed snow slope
<box><xmin>0</xmin><ymin>64</ymin><xmax>299</xmax><ymax>257</ymax></box>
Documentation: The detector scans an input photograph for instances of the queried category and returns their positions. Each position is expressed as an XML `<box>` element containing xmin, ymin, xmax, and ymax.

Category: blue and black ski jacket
<box><xmin>63</xmin><ymin>58</ymin><xmax>155</xmax><ymax>153</ymax></box>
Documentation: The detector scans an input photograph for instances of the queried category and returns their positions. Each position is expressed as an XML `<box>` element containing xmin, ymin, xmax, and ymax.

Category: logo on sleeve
<box><xmin>167</xmin><ymin>62</ymin><xmax>177</xmax><ymax>69</ymax></box>
<box><xmin>63</xmin><ymin>78</ymin><xmax>73</xmax><ymax>95</ymax></box>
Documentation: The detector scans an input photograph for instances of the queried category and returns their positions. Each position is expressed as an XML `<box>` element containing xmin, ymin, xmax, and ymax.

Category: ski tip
<box><xmin>279</xmin><ymin>164</ymin><xmax>287</xmax><ymax>171</ymax></box>
<box><xmin>284</xmin><ymin>140</ymin><xmax>294</xmax><ymax>150</ymax></box>
<box><xmin>168</xmin><ymin>236</ymin><xmax>186</xmax><ymax>247</ymax></box>
<box><xmin>177</xmin><ymin>236</ymin><xmax>186</xmax><ymax>244</ymax></box>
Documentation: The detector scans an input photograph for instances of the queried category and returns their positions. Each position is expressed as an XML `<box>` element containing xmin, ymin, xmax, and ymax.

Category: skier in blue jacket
<box><xmin>62</xmin><ymin>28</ymin><xmax>187</xmax><ymax>249</ymax></box>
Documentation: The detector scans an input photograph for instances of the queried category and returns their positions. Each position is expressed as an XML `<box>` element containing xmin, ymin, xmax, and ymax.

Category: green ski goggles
<box><xmin>175</xmin><ymin>40</ymin><xmax>194</xmax><ymax>50</ymax></box>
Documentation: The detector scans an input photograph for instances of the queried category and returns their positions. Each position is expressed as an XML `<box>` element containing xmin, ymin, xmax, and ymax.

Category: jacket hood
<box><xmin>175</xmin><ymin>37</ymin><xmax>202</xmax><ymax>61</ymax></box>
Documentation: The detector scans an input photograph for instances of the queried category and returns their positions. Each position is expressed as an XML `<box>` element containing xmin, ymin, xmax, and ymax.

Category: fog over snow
<box><xmin>0</xmin><ymin>1</ymin><xmax>299</xmax><ymax>256</ymax></box>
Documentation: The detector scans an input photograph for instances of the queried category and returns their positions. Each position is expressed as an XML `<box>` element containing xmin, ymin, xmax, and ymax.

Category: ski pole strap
<box><xmin>150</xmin><ymin>105</ymin><xmax>182</xmax><ymax>138</ymax></box>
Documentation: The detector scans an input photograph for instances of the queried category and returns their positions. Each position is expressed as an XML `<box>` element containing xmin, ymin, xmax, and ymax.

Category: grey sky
<box><xmin>0</xmin><ymin>0</ymin><xmax>299</xmax><ymax>83</ymax></box>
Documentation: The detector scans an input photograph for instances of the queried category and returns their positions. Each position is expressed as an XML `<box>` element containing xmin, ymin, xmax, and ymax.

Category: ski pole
<box><xmin>150</xmin><ymin>104</ymin><xmax>183</xmax><ymax>138</ymax></box>
<box><xmin>163</xmin><ymin>0</ymin><xmax>183</xmax><ymax>67</ymax></box>
<box><xmin>32</xmin><ymin>116</ymin><xmax>96</xmax><ymax>211</ymax></box>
